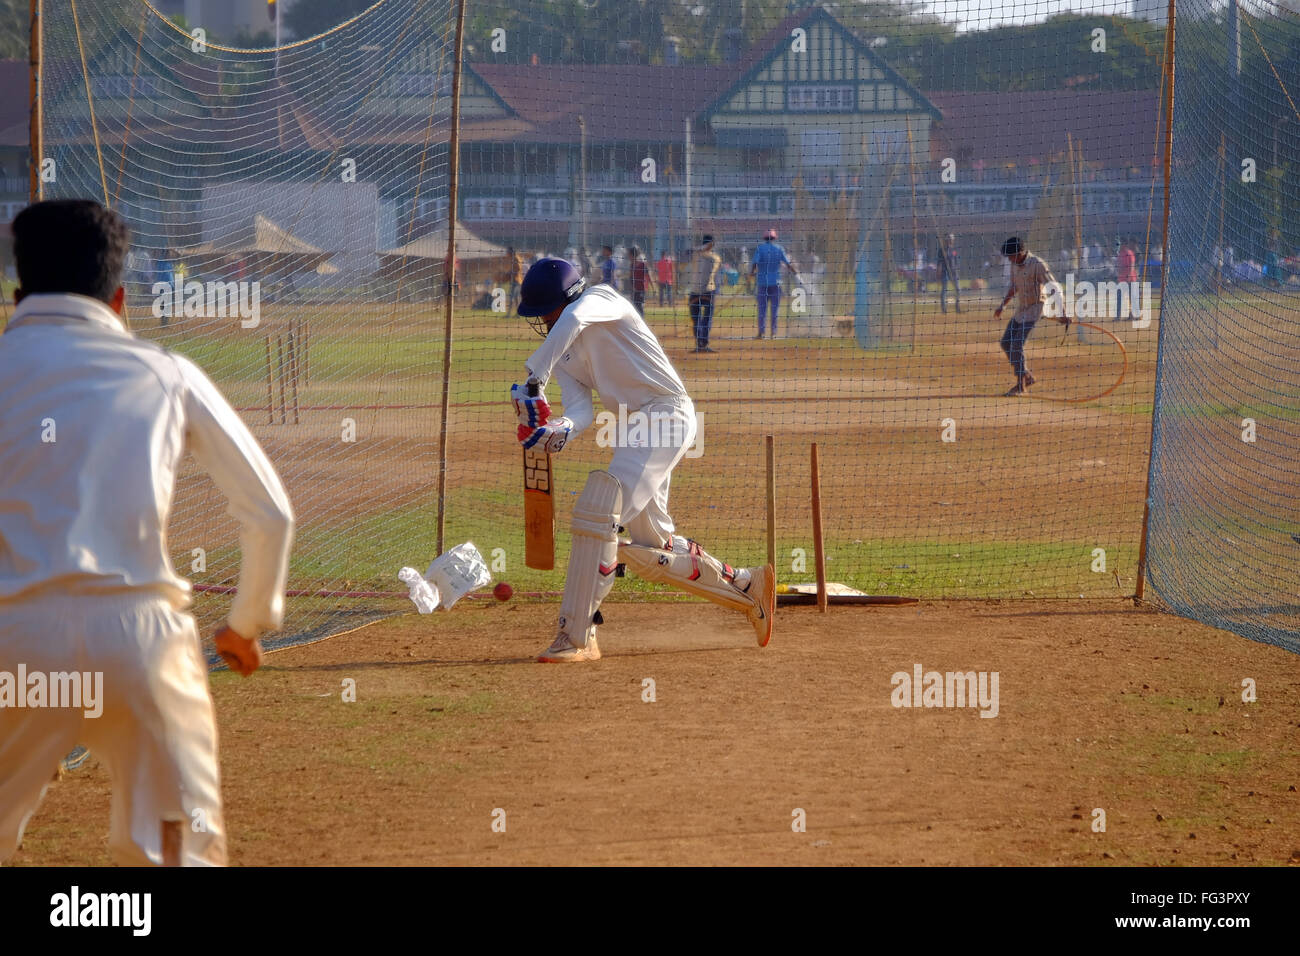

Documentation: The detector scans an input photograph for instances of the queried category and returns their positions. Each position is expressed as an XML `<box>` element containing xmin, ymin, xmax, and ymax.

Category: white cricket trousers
<box><xmin>608</xmin><ymin>397</ymin><xmax>697</xmax><ymax>547</ymax></box>
<box><xmin>0</xmin><ymin>591</ymin><xmax>226</xmax><ymax>866</ymax></box>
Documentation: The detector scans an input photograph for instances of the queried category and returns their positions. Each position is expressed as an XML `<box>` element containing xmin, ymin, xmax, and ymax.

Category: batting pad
<box><xmin>557</xmin><ymin>470</ymin><xmax>623</xmax><ymax>647</ymax></box>
<box><xmin>620</xmin><ymin>537</ymin><xmax>753</xmax><ymax>615</ymax></box>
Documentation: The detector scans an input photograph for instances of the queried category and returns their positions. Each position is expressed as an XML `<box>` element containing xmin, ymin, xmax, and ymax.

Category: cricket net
<box><xmin>1145</xmin><ymin>0</ymin><xmax>1300</xmax><ymax>654</ymax></box>
<box><xmin>31</xmin><ymin>0</ymin><xmax>1178</xmax><ymax>652</ymax></box>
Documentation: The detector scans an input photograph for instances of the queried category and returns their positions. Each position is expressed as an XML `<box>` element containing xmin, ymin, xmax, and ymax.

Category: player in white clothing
<box><xmin>0</xmin><ymin>200</ymin><xmax>294</xmax><ymax>865</ymax></box>
<box><xmin>511</xmin><ymin>258</ymin><xmax>775</xmax><ymax>662</ymax></box>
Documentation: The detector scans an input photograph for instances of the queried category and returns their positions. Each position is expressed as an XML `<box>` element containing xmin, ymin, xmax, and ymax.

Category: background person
<box><xmin>750</xmin><ymin>228</ymin><xmax>799</xmax><ymax>339</ymax></box>
<box><xmin>688</xmin><ymin>234</ymin><xmax>721</xmax><ymax>353</ymax></box>
<box><xmin>656</xmin><ymin>249</ymin><xmax>674</xmax><ymax>306</ymax></box>
<box><xmin>994</xmin><ymin>235</ymin><xmax>1068</xmax><ymax>397</ymax></box>
<box><xmin>938</xmin><ymin>233</ymin><xmax>961</xmax><ymax>315</ymax></box>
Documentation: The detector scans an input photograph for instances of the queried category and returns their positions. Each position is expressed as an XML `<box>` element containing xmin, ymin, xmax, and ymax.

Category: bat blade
<box><xmin>523</xmin><ymin>444</ymin><xmax>555</xmax><ymax>570</ymax></box>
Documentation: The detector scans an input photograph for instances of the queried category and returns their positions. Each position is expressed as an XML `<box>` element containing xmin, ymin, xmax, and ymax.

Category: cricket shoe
<box><xmin>537</xmin><ymin>630</ymin><xmax>601</xmax><ymax>663</ymax></box>
<box><xmin>743</xmin><ymin>563</ymin><xmax>776</xmax><ymax>648</ymax></box>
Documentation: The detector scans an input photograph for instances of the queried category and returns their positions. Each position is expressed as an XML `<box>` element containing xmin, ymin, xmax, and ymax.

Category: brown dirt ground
<box><xmin>11</xmin><ymin>599</ymin><xmax>1300</xmax><ymax>866</ymax></box>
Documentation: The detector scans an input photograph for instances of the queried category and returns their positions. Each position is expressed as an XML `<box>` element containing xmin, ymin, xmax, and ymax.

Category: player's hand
<box><xmin>214</xmin><ymin>625</ymin><xmax>263</xmax><ymax>677</ymax></box>
<box><xmin>510</xmin><ymin>383</ymin><xmax>551</xmax><ymax>428</ymax></box>
<box><xmin>518</xmin><ymin>418</ymin><xmax>572</xmax><ymax>454</ymax></box>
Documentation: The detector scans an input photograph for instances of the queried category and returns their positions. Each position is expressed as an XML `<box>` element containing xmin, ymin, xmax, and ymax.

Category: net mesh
<box><xmin>1146</xmin><ymin>0</ymin><xmax>1300</xmax><ymax>654</ymax></box>
<box><xmin>32</xmin><ymin>0</ymin><xmax>1178</xmax><ymax>652</ymax></box>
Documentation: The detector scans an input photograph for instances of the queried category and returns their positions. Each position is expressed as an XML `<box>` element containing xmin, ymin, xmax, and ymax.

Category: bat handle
<box><xmin>526</xmin><ymin>377</ymin><xmax>540</xmax><ymax>398</ymax></box>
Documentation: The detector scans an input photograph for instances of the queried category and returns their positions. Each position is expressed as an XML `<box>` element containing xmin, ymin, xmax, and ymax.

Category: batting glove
<box><xmin>517</xmin><ymin>416</ymin><xmax>574</xmax><ymax>455</ymax></box>
<box><xmin>518</xmin><ymin>418</ymin><xmax>572</xmax><ymax>454</ymax></box>
<box><xmin>510</xmin><ymin>382</ymin><xmax>551</xmax><ymax>428</ymax></box>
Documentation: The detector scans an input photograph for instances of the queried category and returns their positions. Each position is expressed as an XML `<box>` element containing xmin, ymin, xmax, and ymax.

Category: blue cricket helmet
<box><xmin>518</xmin><ymin>257</ymin><xmax>587</xmax><ymax>318</ymax></box>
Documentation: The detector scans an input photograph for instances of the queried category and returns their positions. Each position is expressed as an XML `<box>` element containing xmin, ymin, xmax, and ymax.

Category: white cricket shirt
<box><xmin>525</xmin><ymin>285</ymin><xmax>689</xmax><ymax>435</ymax></box>
<box><xmin>0</xmin><ymin>293</ymin><xmax>294</xmax><ymax>639</ymax></box>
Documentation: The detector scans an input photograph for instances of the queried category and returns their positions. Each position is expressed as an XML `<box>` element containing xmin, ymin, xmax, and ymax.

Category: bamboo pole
<box><xmin>28</xmin><ymin>0</ymin><xmax>41</xmax><ymax>202</ymax></box>
<box><xmin>265</xmin><ymin>337</ymin><xmax>274</xmax><ymax>424</ymax></box>
<box><xmin>906</xmin><ymin>117</ymin><xmax>920</xmax><ymax>346</ymax></box>
<box><xmin>811</xmin><ymin>442</ymin><xmax>828</xmax><ymax>613</ymax></box>
<box><xmin>766</xmin><ymin>435</ymin><xmax>776</xmax><ymax>571</ymax></box>
<box><xmin>276</xmin><ymin>335</ymin><xmax>286</xmax><ymax>425</ymax></box>
<box><xmin>435</xmin><ymin>0</ymin><xmax>469</xmax><ymax>558</ymax></box>
<box><xmin>1134</xmin><ymin>0</ymin><xmax>1177</xmax><ymax>605</ymax></box>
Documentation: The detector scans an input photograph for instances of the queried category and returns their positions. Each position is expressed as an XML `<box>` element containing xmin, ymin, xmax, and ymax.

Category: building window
<box><xmin>524</xmin><ymin>197</ymin><xmax>570</xmax><ymax>218</ymax></box>
<box><xmin>463</xmin><ymin>197</ymin><xmax>516</xmax><ymax>219</ymax></box>
<box><xmin>92</xmin><ymin>75</ymin><xmax>160</xmax><ymax>99</ymax></box>
<box><xmin>419</xmin><ymin>196</ymin><xmax>449</xmax><ymax>220</ymax></box>
<box><xmin>787</xmin><ymin>85</ymin><xmax>855</xmax><ymax>112</ymax></box>
<box><xmin>800</xmin><ymin>129</ymin><xmax>842</xmax><ymax>167</ymax></box>
<box><xmin>390</xmin><ymin>73</ymin><xmax>443</xmax><ymax>97</ymax></box>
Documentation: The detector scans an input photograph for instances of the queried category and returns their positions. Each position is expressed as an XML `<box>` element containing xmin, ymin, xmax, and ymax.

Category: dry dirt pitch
<box><xmin>13</xmin><ymin>600</ymin><xmax>1300</xmax><ymax>866</ymax></box>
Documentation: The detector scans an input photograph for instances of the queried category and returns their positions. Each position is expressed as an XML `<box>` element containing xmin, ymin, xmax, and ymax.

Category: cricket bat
<box><xmin>522</xmin><ymin>380</ymin><xmax>555</xmax><ymax>569</ymax></box>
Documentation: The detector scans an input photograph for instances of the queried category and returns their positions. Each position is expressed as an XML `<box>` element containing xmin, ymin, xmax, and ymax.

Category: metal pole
<box><xmin>435</xmin><ymin>0</ymin><xmax>468</xmax><ymax>558</ymax></box>
<box><xmin>29</xmin><ymin>0</ymin><xmax>42</xmax><ymax>202</ymax></box>
<box><xmin>579</xmin><ymin>115</ymin><xmax>588</xmax><ymax>257</ymax></box>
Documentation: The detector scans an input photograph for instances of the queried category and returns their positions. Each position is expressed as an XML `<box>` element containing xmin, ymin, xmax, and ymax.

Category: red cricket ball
<box><xmin>493</xmin><ymin>582</ymin><xmax>513</xmax><ymax>602</ymax></box>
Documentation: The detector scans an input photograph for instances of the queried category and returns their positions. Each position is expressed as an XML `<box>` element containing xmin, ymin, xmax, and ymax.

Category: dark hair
<box><xmin>14</xmin><ymin>199</ymin><xmax>129</xmax><ymax>303</ymax></box>
<box><xmin>1001</xmin><ymin>236</ymin><xmax>1023</xmax><ymax>257</ymax></box>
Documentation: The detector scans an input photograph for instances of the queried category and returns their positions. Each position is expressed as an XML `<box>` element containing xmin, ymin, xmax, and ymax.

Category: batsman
<box><xmin>511</xmin><ymin>257</ymin><xmax>776</xmax><ymax>662</ymax></box>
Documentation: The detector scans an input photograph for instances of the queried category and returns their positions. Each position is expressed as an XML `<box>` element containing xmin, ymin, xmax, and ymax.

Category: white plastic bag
<box><xmin>398</xmin><ymin>566</ymin><xmax>440</xmax><ymax>613</ymax></box>
<box><xmin>424</xmin><ymin>541</ymin><xmax>492</xmax><ymax>609</ymax></box>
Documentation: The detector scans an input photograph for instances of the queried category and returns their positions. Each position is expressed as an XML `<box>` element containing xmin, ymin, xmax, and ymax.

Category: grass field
<box><xmin>8</xmin><ymin>281</ymin><xmax>1300</xmax><ymax>866</ymax></box>
<box><xmin>125</xmin><ymin>286</ymin><xmax>1162</xmax><ymax>646</ymax></box>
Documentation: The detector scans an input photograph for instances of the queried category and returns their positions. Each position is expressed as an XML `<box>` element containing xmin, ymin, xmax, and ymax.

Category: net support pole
<box><xmin>765</xmin><ymin>435</ymin><xmax>776</xmax><ymax>572</ymax></box>
<box><xmin>1135</xmin><ymin>0</ymin><xmax>1176</xmax><ymax>604</ymax></box>
<box><xmin>435</xmin><ymin>0</ymin><xmax>469</xmax><ymax>558</ymax></box>
<box><xmin>811</xmin><ymin>442</ymin><xmax>828</xmax><ymax>614</ymax></box>
<box><xmin>28</xmin><ymin>0</ymin><xmax>41</xmax><ymax>203</ymax></box>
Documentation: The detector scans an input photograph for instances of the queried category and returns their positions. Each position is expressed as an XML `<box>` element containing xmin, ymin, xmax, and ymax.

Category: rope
<box><xmin>70</xmin><ymin>0</ymin><xmax>109</xmax><ymax>207</ymax></box>
<box><xmin>1240</xmin><ymin>6</ymin><xmax>1300</xmax><ymax>127</ymax></box>
<box><xmin>140</xmin><ymin>0</ymin><xmax>392</xmax><ymax>54</ymax></box>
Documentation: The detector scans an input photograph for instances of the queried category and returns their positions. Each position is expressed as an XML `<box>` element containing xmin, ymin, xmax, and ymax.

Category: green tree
<box><xmin>284</xmin><ymin>0</ymin><xmax>374</xmax><ymax>42</ymax></box>
<box><xmin>0</xmin><ymin>0</ymin><xmax>28</xmax><ymax>60</ymax></box>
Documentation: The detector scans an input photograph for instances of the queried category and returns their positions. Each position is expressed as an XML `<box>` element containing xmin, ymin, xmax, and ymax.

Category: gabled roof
<box><xmin>697</xmin><ymin>6</ymin><xmax>942</xmax><ymax>122</ymax></box>
<box><xmin>926</xmin><ymin>90</ymin><xmax>1162</xmax><ymax>168</ymax></box>
<box><xmin>469</xmin><ymin>63</ymin><xmax>733</xmax><ymax>145</ymax></box>
<box><xmin>0</xmin><ymin>61</ymin><xmax>28</xmax><ymax>147</ymax></box>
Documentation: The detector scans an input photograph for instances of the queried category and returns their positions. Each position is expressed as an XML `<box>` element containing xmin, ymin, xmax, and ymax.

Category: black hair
<box><xmin>14</xmin><ymin>199</ymin><xmax>130</xmax><ymax>304</ymax></box>
<box><xmin>1001</xmin><ymin>236</ymin><xmax>1023</xmax><ymax>257</ymax></box>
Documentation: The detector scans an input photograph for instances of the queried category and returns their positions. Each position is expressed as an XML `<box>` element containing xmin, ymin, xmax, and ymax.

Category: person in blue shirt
<box><xmin>599</xmin><ymin>244</ymin><xmax>617</xmax><ymax>290</ymax></box>
<box><xmin>749</xmin><ymin>229</ymin><xmax>799</xmax><ymax>338</ymax></box>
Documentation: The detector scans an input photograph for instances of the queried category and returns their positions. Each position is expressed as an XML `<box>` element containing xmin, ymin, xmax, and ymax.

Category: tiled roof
<box><xmin>926</xmin><ymin>90</ymin><xmax>1163</xmax><ymax>168</ymax></box>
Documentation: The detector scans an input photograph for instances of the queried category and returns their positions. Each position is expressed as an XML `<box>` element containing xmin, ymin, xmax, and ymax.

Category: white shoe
<box><xmin>537</xmin><ymin>630</ymin><xmax>601</xmax><ymax>663</ymax></box>
<box><xmin>744</xmin><ymin>564</ymin><xmax>776</xmax><ymax>647</ymax></box>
